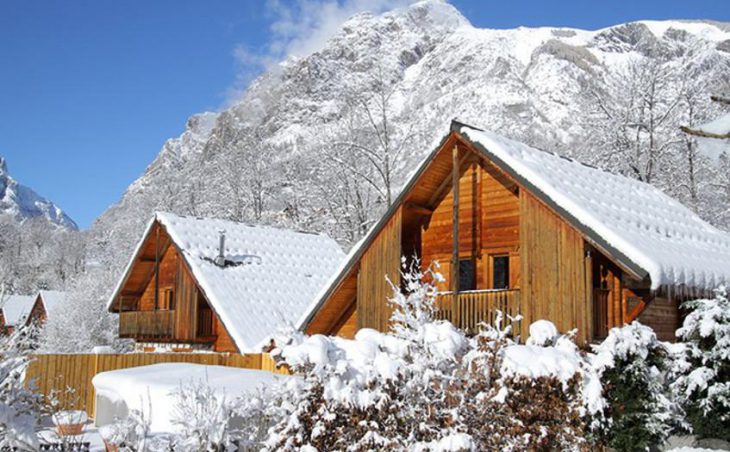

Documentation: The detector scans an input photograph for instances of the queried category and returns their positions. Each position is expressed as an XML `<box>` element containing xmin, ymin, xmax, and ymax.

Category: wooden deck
<box><xmin>435</xmin><ymin>289</ymin><xmax>520</xmax><ymax>334</ymax></box>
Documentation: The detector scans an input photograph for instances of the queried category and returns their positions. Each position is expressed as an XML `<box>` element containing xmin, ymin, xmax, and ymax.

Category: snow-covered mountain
<box><xmin>87</xmin><ymin>0</ymin><xmax>730</xmax><ymax>273</ymax></box>
<box><xmin>0</xmin><ymin>157</ymin><xmax>77</xmax><ymax>230</ymax></box>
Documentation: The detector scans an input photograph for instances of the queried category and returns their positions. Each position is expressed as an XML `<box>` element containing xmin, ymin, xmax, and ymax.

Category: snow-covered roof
<box><xmin>1</xmin><ymin>294</ymin><xmax>34</xmax><ymax>326</ymax></box>
<box><xmin>696</xmin><ymin>111</ymin><xmax>730</xmax><ymax>137</ymax></box>
<box><xmin>109</xmin><ymin>212</ymin><xmax>345</xmax><ymax>352</ymax></box>
<box><xmin>37</xmin><ymin>290</ymin><xmax>65</xmax><ymax>316</ymax></box>
<box><xmin>459</xmin><ymin>126</ymin><xmax>730</xmax><ymax>290</ymax></box>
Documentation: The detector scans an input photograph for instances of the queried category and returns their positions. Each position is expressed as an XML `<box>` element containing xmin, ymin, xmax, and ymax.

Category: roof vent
<box><xmin>215</xmin><ymin>229</ymin><xmax>226</xmax><ymax>267</ymax></box>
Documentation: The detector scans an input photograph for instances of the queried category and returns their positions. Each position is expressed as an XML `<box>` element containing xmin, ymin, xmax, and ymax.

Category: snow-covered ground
<box><xmin>92</xmin><ymin>363</ymin><xmax>289</xmax><ymax>433</ymax></box>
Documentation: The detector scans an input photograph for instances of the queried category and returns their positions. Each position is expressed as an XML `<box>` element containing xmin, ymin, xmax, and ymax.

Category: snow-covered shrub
<box><xmin>99</xmin><ymin>408</ymin><xmax>152</xmax><ymax>451</ymax></box>
<box><xmin>458</xmin><ymin>317</ymin><xmax>603</xmax><ymax>450</ymax></box>
<box><xmin>266</xmin><ymin>259</ymin><xmax>605</xmax><ymax>451</ymax></box>
<box><xmin>0</xmin><ymin>325</ymin><xmax>43</xmax><ymax>450</ymax></box>
<box><xmin>592</xmin><ymin>321</ymin><xmax>677</xmax><ymax>451</ymax></box>
<box><xmin>671</xmin><ymin>287</ymin><xmax>730</xmax><ymax>441</ymax></box>
<box><xmin>168</xmin><ymin>379</ymin><xmax>242</xmax><ymax>451</ymax></box>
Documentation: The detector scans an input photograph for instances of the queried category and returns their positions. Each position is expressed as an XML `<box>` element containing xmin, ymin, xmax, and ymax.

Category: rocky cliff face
<box><xmin>0</xmin><ymin>157</ymin><xmax>77</xmax><ymax>230</ymax></box>
<box><xmin>87</xmin><ymin>0</ymin><xmax>730</xmax><ymax>273</ymax></box>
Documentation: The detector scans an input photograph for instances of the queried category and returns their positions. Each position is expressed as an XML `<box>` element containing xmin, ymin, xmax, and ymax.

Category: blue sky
<box><xmin>1</xmin><ymin>0</ymin><xmax>728</xmax><ymax>229</ymax></box>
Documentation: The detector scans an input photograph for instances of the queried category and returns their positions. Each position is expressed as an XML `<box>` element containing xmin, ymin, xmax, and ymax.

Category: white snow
<box><xmin>108</xmin><ymin>212</ymin><xmax>345</xmax><ymax>352</ymax></box>
<box><xmin>52</xmin><ymin>410</ymin><xmax>88</xmax><ymax>426</ymax></box>
<box><xmin>37</xmin><ymin>290</ymin><xmax>65</xmax><ymax>319</ymax></box>
<box><xmin>525</xmin><ymin>319</ymin><xmax>559</xmax><ymax>346</ymax></box>
<box><xmin>461</xmin><ymin>127</ymin><xmax>730</xmax><ymax>290</ymax></box>
<box><xmin>91</xmin><ymin>363</ymin><xmax>287</xmax><ymax>433</ymax></box>
<box><xmin>0</xmin><ymin>294</ymin><xmax>34</xmax><ymax>326</ymax></box>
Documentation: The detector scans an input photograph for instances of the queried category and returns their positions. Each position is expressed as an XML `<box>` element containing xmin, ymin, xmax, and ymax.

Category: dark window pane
<box><xmin>493</xmin><ymin>256</ymin><xmax>509</xmax><ymax>289</ymax></box>
<box><xmin>459</xmin><ymin>259</ymin><xmax>475</xmax><ymax>291</ymax></box>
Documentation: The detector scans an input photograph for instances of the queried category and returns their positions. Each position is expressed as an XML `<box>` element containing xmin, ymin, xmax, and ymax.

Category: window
<box><xmin>459</xmin><ymin>259</ymin><xmax>476</xmax><ymax>291</ymax></box>
<box><xmin>161</xmin><ymin>289</ymin><xmax>175</xmax><ymax>310</ymax></box>
<box><xmin>492</xmin><ymin>255</ymin><xmax>510</xmax><ymax>289</ymax></box>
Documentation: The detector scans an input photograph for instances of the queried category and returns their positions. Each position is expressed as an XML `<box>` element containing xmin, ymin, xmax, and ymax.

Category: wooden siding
<box><xmin>174</xmin><ymin>259</ymin><xmax>198</xmax><ymax>341</ymax></box>
<box><xmin>332</xmin><ymin>302</ymin><xmax>357</xmax><ymax>339</ymax></box>
<box><xmin>357</xmin><ymin>206</ymin><xmax>402</xmax><ymax>331</ymax></box>
<box><xmin>421</xmin><ymin>161</ymin><xmax>519</xmax><ymax>292</ymax></box>
<box><xmin>638</xmin><ymin>296</ymin><xmax>680</xmax><ymax>341</ymax></box>
<box><xmin>520</xmin><ymin>192</ymin><xmax>591</xmax><ymax>343</ymax></box>
<box><xmin>138</xmin><ymin>244</ymin><xmax>178</xmax><ymax>311</ymax></box>
<box><xmin>214</xmin><ymin>316</ymin><xmax>238</xmax><ymax>352</ymax></box>
<box><xmin>435</xmin><ymin>289</ymin><xmax>520</xmax><ymax>334</ymax></box>
<box><xmin>25</xmin><ymin>353</ymin><xmax>287</xmax><ymax>418</ymax></box>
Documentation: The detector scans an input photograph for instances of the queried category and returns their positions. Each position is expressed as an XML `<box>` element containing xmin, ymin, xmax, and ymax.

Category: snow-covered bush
<box><xmin>671</xmin><ymin>287</ymin><xmax>730</xmax><ymax>441</ymax></box>
<box><xmin>0</xmin><ymin>325</ymin><xmax>43</xmax><ymax>450</ymax></box>
<box><xmin>458</xmin><ymin>317</ymin><xmax>602</xmax><ymax>450</ymax></box>
<box><xmin>168</xmin><ymin>379</ymin><xmax>242</xmax><ymax>451</ymax></box>
<box><xmin>592</xmin><ymin>321</ymin><xmax>677</xmax><ymax>451</ymax></box>
<box><xmin>99</xmin><ymin>408</ymin><xmax>153</xmax><ymax>451</ymax></box>
<box><xmin>266</xmin><ymin>260</ymin><xmax>605</xmax><ymax>451</ymax></box>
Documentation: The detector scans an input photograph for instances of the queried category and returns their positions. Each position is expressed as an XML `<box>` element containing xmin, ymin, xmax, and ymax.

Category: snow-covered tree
<box><xmin>0</xmin><ymin>325</ymin><xmax>44</xmax><ymax>450</ymax></box>
<box><xmin>671</xmin><ymin>287</ymin><xmax>730</xmax><ymax>441</ymax></box>
<box><xmin>592</xmin><ymin>322</ymin><xmax>678</xmax><ymax>451</ymax></box>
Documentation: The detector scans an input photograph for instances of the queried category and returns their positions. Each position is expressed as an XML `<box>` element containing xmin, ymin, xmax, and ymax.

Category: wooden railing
<box><xmin>119</xmin><ymin>310</ymin><xmax>174</xmax><ymax>339</ymax></box>
<box><xmin>435</xmin><ymin>289</ymin><xmax>520</xmax><ymax>334</ymax></box>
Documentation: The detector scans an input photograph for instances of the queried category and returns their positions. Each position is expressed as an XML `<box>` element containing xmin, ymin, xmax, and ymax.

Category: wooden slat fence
<box><xmin>25</xmin><ymin>352</ymin><xmax>288</xmax><ymax>418</ymax></box>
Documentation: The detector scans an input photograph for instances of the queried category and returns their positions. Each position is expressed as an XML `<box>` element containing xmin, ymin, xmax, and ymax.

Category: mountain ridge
<box><xmin>86</xmin><ymin>0</ymin><xmax>730</xmax><ymax>277</ymax></box>
<box><xmin>0</xmin><ymin>157</ymin><xmax>78</xmax><ymax>230</ymax></box>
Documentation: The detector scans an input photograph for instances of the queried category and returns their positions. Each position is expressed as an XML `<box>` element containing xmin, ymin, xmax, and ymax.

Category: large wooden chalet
<box><xmin>107</xmin><ymin>213</ymin><xmax>344</xmax><ymax>353</ymax></box>
<box><xmin>298</xmin><ymin>121</ymin><xmax>730</xmax><ymax>343</ymax></box>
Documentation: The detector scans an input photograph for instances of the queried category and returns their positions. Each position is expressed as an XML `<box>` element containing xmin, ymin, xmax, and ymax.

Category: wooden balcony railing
<box><xmin>435</xmin><ymin>289</ymin><xmax>520</xmax><ymax>334</ymax></box>
<box><xmin>119</xmin><ymin>310</ymin><xmax>174</xmax><ymax>340</ymax></box>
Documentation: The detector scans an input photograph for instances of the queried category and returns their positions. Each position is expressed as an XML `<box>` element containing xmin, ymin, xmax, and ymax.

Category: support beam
<box><xmin>404</xmin><ymin>202</ymin><xmax>433</xmax><ymax>216</ymax></box>
<box><xmin>428</xmin><ymin>152</ymin><xmax>474</xmax><ymax>207</ymax></box>
<box><xmin>452</xmin><ymin>145</ymin><xmax>460</xmax><ymax>295</ymax></box>
<box><xmin>154</xmin><ymin>226</ymin><xmax>160</xmax><ymax>311</ymax></box>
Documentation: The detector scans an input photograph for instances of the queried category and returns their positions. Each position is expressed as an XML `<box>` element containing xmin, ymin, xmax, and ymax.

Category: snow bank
<box><xmin>91</xmin><ymin>363</ymin><xmax>287</xmax><ymax>433</ymax></box>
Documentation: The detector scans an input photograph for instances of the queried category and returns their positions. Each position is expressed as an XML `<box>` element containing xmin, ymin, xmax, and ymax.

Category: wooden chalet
<box><xmin>298</xmin><ymin>121</ymin><xmax>730</xmax><ymax>343</ymax></box>
<box><xmin>107</xmin><ymin>212</ymin><xmax>344</xmax><ymax>353</ymax></box>
<box><xmin>0</xmin><ymin>294</ymin><xmax>34</xmax><ymax>334</ymax></box>
<box><xmin>26</xmin><ymin>290</ymin><xmax>66</xmax><ymax>327</ymax></box>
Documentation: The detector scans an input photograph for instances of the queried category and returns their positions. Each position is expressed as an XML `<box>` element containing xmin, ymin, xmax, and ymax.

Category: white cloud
<box><xmin>265</xmin><ymin>0</ymin><xmax>414</xmax><ymax>59</ymax></box>
<box><xmin>226</xmin><ymin>0</ymin><xmax>416</xmax><ymax>103</ymax></box>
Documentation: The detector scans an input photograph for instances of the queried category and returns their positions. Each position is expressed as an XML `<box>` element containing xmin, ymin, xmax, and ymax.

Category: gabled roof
<box><xmin>36</xmin><ymin>290</ymin><xmax>66</xmax><ymax>316</ymax></box>
<box><xmin>459</xmin><ymin>125</ymin><xmax>730</xmax><ymax>290</ymax></box>
<box><xmin>1</xmin><ymin>294</ymin><xmax>34</xmax><ymax>326</ymax></box>
<box><xmin>108</xmin><ymin>212</ymin><xmax>345</xmax><ymax>352</ymax></box>
<box><xmin>297</xmin><ymin>122</ymin><xmax>730</xmax><ymax>331</ymax></box>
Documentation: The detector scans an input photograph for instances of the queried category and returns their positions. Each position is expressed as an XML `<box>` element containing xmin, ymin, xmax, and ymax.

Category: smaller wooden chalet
<box><xmin>0</xmin><ymin>294</ymin><xmax>34</xmax><ymax>334</ymax></box>
<box><xmin>107</xmin><ymin>212</ymin><xmax>344</xmax><ymax>353</ymax></box>
<box><xmin>26</xmin><ymin>290</ymin><xmax>66</xmax><ymax>327</ymax></box>
<box><xmin>298</xmin><ymin>121</ymin><xmax>730</xmax><ymax>343</ymax></box>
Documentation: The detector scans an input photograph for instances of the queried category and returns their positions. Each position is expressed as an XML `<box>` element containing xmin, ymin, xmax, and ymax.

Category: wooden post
<box><xmin>154</xmin><ymin>226</ymin><xmax>160</xmax><ymax>311</ymax></box>
<box><xmin>452</xmin><ymin>145</ymin><xmax>460</xmax><ymax>295</ymax></box>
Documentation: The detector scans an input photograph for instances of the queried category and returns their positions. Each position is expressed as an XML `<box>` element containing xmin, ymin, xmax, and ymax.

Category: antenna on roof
<box><xmin>215</xmin><ymin>230</ymin><xmax>226</xmax><ymax>267</ymax></box>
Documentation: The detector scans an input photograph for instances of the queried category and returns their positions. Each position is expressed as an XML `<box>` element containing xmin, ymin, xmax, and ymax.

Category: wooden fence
<box><xmin>25</xmin><ymin>352</ymin><xmax>287</xmax><ymax>418</ymax></box>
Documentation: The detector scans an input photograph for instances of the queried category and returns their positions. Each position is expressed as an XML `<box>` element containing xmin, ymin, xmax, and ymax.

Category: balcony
<box><xmin>435</xmin><ymin>289</ymin><xmax>521</xmax><ymax>334</ymax></box>
<box><xmin>119</xmin><ymin>310</ymin><xmax>174</xmax><ymax>340</ymax></box>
